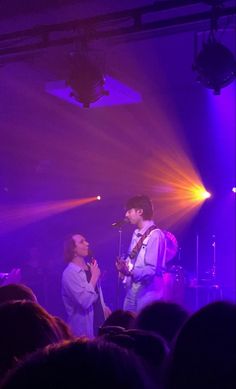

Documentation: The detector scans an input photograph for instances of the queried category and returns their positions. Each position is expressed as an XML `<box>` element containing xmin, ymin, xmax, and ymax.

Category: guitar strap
<box><xmin>128</xmin><ymin>225</ymin><xmax>157</xmax><ymax>261</ymax></box>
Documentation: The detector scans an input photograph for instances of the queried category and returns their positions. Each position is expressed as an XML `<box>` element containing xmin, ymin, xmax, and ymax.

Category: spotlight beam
<box><xmin>0</xmin><ymin>196</ymin><xmax>99</xmax><ymax>234</ymax></box>
<box><xmin>143</xmin><ymin>137</ymin><xmax>212</xmax><ymax>228</ymax></box>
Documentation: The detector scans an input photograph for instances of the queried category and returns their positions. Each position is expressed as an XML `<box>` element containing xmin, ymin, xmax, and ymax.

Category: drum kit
<box><xmin>162</xmin><ymin>231</ymin><xmax>222</xmax><ymax>309</ymax></box>
<box><xmin>162</xmin><ymin>230</ymin><xmax>186</xmax><ymax>304</ymax></box>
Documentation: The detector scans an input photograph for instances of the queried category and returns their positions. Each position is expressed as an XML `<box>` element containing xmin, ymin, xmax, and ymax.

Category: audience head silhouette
<box><xmin>100</xmin><ymin>309</ymin><xmax>136</xmax><ymax>330</ymax></box>
<box><xmin>1</xmin><ymin>339</ymin><xmax>154</xmax><ymax>389</ymax></box>
<box><xmin>166</xmin><ymin>301</ymin><xmax>236</xmax><ymax>389</ymax></box>
<box><xmin>135</xmin><ymin>301</ymin><xmax>189</xmax><ymax>343</ymax></box>
<box><xmin>0</xmin><ymin>284</ymin><xmax>37</xmax><ymax>305</ymax></box>
<box><xmin>0</xmin><ymin>300</ymin><xmax>63</xmax><ymax>379</ymax></box>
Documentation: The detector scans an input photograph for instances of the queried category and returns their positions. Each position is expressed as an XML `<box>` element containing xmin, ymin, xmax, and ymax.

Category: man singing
<box><xmin>116</xmin><ymin>195</ymin><xmax>166</xmax><ymax>313</ymax></box>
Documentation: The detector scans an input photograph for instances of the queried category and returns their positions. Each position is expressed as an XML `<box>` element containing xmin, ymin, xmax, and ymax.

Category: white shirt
<box><xmin>129</xmin><ymin>221</ymin><xmax>166</xmax><ymax>283</ymax></box>
<box><xmin>61</xmin><ymin>262</ymin><xmax>98</xmax><ymax>338</ymax></box>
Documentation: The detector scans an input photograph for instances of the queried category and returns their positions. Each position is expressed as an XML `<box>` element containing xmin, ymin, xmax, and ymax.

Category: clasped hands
<box><xmin>115</xmin><ymin>258</ymin><xmax>131</xmax><ymax>276</ymax></box>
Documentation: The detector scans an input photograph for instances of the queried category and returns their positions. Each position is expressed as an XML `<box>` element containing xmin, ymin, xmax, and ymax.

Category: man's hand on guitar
<box><xmin>115</xmin><ymin>258</ymin><xmax>131</xmax><ymax>276</ymax></box>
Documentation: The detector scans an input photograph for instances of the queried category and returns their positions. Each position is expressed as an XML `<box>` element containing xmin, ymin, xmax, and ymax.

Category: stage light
<box><xmin>201</xmin><ymin>190</ymin><xmax>211</xmax><ymax>199</ymax></box>
<box><xmin>97</xmin><ymin>195</ymin><xmax>101</xmax><ymax>200</ymax></box>
<box><xmin>0</xmin><ymin>196</ymin><xmax>100</xmax><ymax>234</ymax></box>
<box><xmin>190</xmin><ymin>187</ymin><xmax>211</xmax><ymax>201</ymax></box>
<box><xmin>193</xmin><ymin>2</ymin><xmax>236</xmax><ymax>95</ymax></box>
<box><xmin>67</xmin><ymin>53</ymin><xmax>109</xmax><ymax>108</ymax></box>
<box><xmin>232</xmin><ymin>187</ymin><xmax>236</xmax><ymax>193</ymax></box>
<box><xmin>193</xmin><ymin>39</ymin><xmax>236</xmax><ymax>95</ymax></box>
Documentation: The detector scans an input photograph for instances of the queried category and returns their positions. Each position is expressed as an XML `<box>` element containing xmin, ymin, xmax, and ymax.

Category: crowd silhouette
<box><xmin>0</xmin><ymin>282</ymin><xmax>235</xmax><ymax>389</ymax></box>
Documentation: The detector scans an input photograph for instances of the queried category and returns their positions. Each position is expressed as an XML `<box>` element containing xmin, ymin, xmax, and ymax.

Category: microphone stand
<box><xmin>112</xmin><ymin>218</ymin><xmax>129</xmax><ymax>309</ymax></box>
<box><xmin>116</xmin><ymin>225</ymin><xmax>124</xmax><ymax>310</ymax></box>
<box><xmin>209</xmin><ymin>234</ymin><xmax>222</xmax><ymax>301</ymax></box>
<box><xmin>195</xmin><ymin>234</ymin><xmax>199</xmax><ymax>311</ymax></box>
<box><xmin>211</xmin><ymin>235</ymin><xmax>216</xmax><ymax>282</ymax></box>
<box><xmin>118</xmin><ymin>227</ymin><xmax>122</xmax><ymax>259</ymax></box>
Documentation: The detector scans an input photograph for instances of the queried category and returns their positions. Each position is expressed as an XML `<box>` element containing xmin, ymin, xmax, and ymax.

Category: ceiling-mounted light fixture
<box><xmin>67</xmin><ymin>52</ymin><xmax>109</xmax><ymax>108</ymax></box>
<box><xmin>193</xmin><ymin>2</ymin><xmax>236</xmax><ymax>94</ymax></box>
<box><xmin>193</xmin><ymin>38</ymin><xmax>236</xmax><ymax>94</ymax></box>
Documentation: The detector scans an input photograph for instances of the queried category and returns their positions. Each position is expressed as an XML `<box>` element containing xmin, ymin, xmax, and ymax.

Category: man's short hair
<box><xmin>125</xmin><ymin>195</ymin><xmax>154</xmax><ymax>220</ymax></box>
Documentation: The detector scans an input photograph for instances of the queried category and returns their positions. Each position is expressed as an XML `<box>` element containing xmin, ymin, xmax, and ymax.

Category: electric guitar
<box><xmin>116</xmin><ymin>256</ymin><xmax>133</xmax><ymax>284</ymax></box>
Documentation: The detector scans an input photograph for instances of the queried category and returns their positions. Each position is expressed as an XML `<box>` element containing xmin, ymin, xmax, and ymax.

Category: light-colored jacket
<box><xmin>123</xmin><ymin>221</ymin><xmax>166</xmax><ymax>312</ymax></box>
<box><xmin>62</xmin><ymin>262</ymin><xmax>105</xmax><ymax>338</ymax></box>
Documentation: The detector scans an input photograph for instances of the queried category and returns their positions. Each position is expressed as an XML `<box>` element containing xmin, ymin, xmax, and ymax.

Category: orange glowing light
<box><xmin>190</xmin><ymin>188</ymin><xmax>211</xmax><ymax>200</ymax></box>
<box><xmin>0</xmin><ymin>196</ymin><xmax>99</xmax><ymax>234</ymax></box>
<box><xmin>141</xmin><ymin>130</ymin><xmax>212</xmax><ymax>228</ymax></box>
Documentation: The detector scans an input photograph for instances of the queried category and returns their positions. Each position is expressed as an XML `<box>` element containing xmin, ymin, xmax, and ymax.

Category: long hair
<box><xmin>63</xmin><ymin>235</ymin><xmax>76</xmax><ymax>263</ymax></box>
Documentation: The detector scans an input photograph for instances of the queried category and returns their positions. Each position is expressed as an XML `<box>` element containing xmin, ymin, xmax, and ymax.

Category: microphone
<box><xmin>111</xmin><ymin>217</ymin><xmax>129</xmax><ymax>228</ymax></box>
<box><xmin>87</xmin><ymin>249</ymin><xmax>95</xmax><ymax>264</ymax></box>
<box><xmin>87</xmin><ymin>249</ymin><xmax>101</xmax><ymax>288</ymax></box>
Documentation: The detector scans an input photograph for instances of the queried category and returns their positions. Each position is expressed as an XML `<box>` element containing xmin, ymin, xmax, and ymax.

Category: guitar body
<box><xmin>116</xmin><ymin>257</ymin><xmax>133</xmax><ymax>284</ymax></box>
